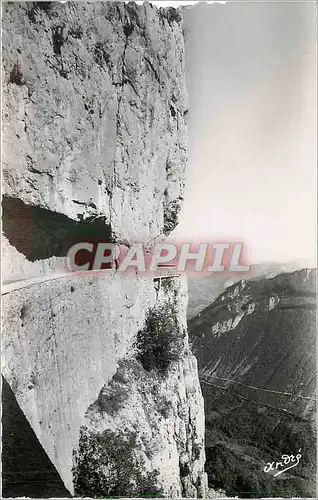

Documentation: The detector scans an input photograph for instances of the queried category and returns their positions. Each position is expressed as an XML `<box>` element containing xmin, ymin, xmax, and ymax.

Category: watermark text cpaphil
<box><xmin>65</xmin><ymin>240</ymin><xmax>251</xmax><ymax>276</ymax></box>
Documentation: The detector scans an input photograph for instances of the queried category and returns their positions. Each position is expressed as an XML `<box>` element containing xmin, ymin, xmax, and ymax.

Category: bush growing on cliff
<box><xmin>135</xmin><ymin>306</ymin><xmax>183</xmax><ymax>373</ymax></box>
<box><xmin>73</xmin><ymin>427</ymin><xmax>162</xmax><ymax>498</ymax></box>
<box><xmin>9</xmin><ymin>63</ymin><xmax>24</xmax><ymax>86</ymax></box>
<box><xmin>163</xmin><ymin>7</ymin><xmax>182</xmax><ymax>25</ymax></box>
<box><xmin>163</xmin><ymin>199</ymin><xmax>181</xmax><ymax>235</ymax></box>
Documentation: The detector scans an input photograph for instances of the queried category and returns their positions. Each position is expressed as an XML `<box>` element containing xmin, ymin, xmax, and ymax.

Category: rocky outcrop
<box><xmin>187</xmin><ymin>260</ymin><xmax>312</xmax><ymax>320</ymax></box>
<box><xmin>73</xmin><ymin>277</ymin><xmax>206</xmax><ymax>498</ymax></box>
<box><xmin>2</xmin><ymin>274</ymin><xmax>206</xmax><ymax>497</ymax></box>
<box><xmin>190</xmin><ymin>269</ymin><xmax>316</xmax><ymax>408</ymax></box>
<box><xmin>189</xmin><ymin>269</ymin><xmax>316</xmax><ymax>497</ymax></box>
<box><xmin>2</xmin><ymin>2</ymin><xmax>206</xmax><ymax>498</ymax></box>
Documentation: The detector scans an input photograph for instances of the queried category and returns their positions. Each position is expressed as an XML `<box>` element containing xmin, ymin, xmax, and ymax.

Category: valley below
<box><xmin>189</xmin><ymin>269</ymin><xmax>316</xmax><ymax>498</ymax></box>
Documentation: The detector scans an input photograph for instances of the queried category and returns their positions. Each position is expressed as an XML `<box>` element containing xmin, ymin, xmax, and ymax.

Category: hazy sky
<box><xmin>155</xmin><ymin>1</ymin><xmax>316</xmax><ymax>265</ymax></box>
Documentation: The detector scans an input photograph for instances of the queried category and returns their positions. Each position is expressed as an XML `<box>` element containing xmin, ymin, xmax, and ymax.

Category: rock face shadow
<box><xmin>2</xmin><ymin>196</ymin><xmax>112</xmax><ymax>263</ymax></box>
<box><xmin>1</xmin><ymin>376</ymin><xmax>71</xmax><ymax>498</ymax></box>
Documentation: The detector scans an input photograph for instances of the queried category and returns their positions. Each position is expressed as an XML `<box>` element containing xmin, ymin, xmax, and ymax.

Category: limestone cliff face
<box><xmin>2</xmin><ymin>0</ymin><xmax>187</xmax><ymax>280</ymax></box>
<box><xmin>2</xmin><ymin>275</ymin><xmax>206</xmax><ymax>497</ymax></box>
<box><xmin>2</xmin><ymin>2</ymin><xmax>206</xmax><ymax>498</ymax></box>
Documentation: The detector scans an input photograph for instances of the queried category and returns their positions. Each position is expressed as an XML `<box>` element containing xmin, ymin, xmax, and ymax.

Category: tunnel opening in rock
<box><xmin>1</xmin><ymin>376</ymin><xmax>71</xmax><ymax>498</ymax></box>
<box><xmin>2</xmin><ymin>196</ymin><xmax>113</xmax><ymax>265</ymax></box>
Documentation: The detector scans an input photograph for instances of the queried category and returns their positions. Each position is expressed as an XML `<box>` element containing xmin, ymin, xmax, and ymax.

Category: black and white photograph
<box><xmin>1</xmin><ymin>0</ymin><xmax>317</xmax><ymax>498</ymax></box>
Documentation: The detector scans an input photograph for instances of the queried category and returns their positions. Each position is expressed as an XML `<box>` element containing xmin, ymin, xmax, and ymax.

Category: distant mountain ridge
<box><xmin>187</xmin><ymin>259</ymin><xmax>316</xmax><ymax>319</ymax></box>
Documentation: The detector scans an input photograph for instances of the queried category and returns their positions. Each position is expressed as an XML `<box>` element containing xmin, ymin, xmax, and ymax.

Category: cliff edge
<box><xmin>2</xmin><ymin>2</ymin><xmax>206</xmax><ymax>497</ymax></box>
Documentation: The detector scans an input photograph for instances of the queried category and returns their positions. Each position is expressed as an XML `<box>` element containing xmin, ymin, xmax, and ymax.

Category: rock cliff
<box><xmin>2</xmin><ymin>0</ymin><xmax>187</xmax><ymax>280</ymax></box>
<box><xmin>3</xmin><ymin>274</ymin><xmax>206</xmax><ymax>497</ymax></box>
<box><xmin>187</xmin><ymin>260</ymin><xmax>312</xmax><ymax>320</ymax></box>
<box><xmin>189</xmin><ymin>269</ymin><xmax>316</xmax><ymax>497</ymax></box>
<box><xmin>190</xmin><ymin>268</ymin><xmax>316</xmax><ymax>409</ymax></box>
<box><xmin>2</xmin><ymin>2</ymin><xmax>206</xmax><ymax>498</ymax></box>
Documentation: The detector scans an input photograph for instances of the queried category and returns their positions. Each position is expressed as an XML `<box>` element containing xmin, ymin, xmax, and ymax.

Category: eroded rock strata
<box><xmin>2</xmin><ymin>2</ymin><xmax>206</xmax><ymax>497</ymax></box>
<box><xmin>2</xmin><ymin>0</ymin><xmax>187</xmax><ymax>280</ymax></box>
